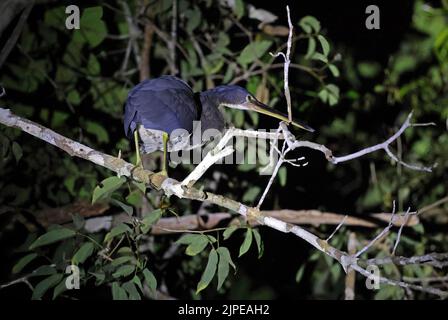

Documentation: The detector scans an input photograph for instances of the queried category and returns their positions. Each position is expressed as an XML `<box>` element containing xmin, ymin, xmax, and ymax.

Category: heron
<box><xmin>124</xmin><ymin>75</ymin><xmax>314</xmax><ymax>175</ymax></box>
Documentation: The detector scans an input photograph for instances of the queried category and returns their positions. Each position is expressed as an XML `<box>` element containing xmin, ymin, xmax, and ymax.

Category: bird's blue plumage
<box><xmin>123</xmin><ymin>76</ymin><xmax>199</xmax><ymax>139</ymax></box>
<box><xmin>124</xmin><ymin>75</ymin><xmax>314</xmax><ymax>155</ymax></box>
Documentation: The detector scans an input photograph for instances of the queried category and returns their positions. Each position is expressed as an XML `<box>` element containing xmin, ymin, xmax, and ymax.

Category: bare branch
<box><xmin>402</xmin><ymin>275</ymin><xmax>448</xmax><ymax>283</ymax></box>
<box><xmin>345</xmin><ymin>232</ymin><xmax>357</xmax><ymax>300</ymax></box>
<box><xmin>392</xmin><ymin>207</ymin><xmax>411</xmax><ymax>255</ymax></box>
<box><xmin>419</xmin><ymin>196</ymin><xmax>448</xmax><ymax>215</ymax></box>
<box><xmin>139</xmin><ymin>23</ymin><xmax>154</xmax><ymax>80</ymax></box>
<box><xmin>0</xmin><ymin>2</ymin><xmax>33</xmax><ymax>69</ymax></box>
<box><xmin>326</xmin><ymin>215</ymin><xmax>348</xmax><ymax>242</ymax></box>
<box><xmin>363</xmin><ymin>253</ymin><xmax>448</xmax><ymax>269</ymax></box>
<box><xmin>351</xmin><ymin>263</ymin><xmax>447</xmax><ymax>299</ymax></box>
<box><xmin>0</xmin><ymin>275</ymin><xmax>33</xmax><ymax>291</ymax></box>
<box><xmin>269</xmin><ymin>6</ymin><xmax>293</xmax><ymax>122</ymax></box>
<box><xmin>257</xmin><ymin>127</ymin><xmax>285</xmax><ymax>209</ymax></box>
<box><xmin>355</xmin><ymin>202</ymin><xmax>397</xmax><ymax>258</ymax></box>
<box><xmin>331</xmin><ymin>112</ymin><xmax>435</xmax><ymax>172</ymax></box>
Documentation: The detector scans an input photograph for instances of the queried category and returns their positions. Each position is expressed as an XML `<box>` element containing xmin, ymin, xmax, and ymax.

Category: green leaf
<box><xmin>317</xmin><ymin>35</ymin><xmax>330</xmax><ymax>56</ymax></box>
<box><xmin>326</xmin><ymin>84</ymin><xmax>340</xmax><ymax>106</ymax></box>
<box><xmin>122</xmin><ymin>281</ymin><xmax>141</xmax><ymax>300</ymax></box>
<box><xmin>87</xmin><ymin>54</ymin><xmax>101</xmax><ymax>75</ymax></box>
<box><xmin>44</xmin><ymin>6</ymin><xmax>65</xmax><ymax>29</ymax></box>
<box><xmin>140</xmin><ymin>209</ymin><xmax>163</xmax><ymax>234</ymax></box>
<box><xmin>185</xmin><ymin>235</ymin><xmax>209</xmax><ymax>256</ymax></box>
<box><xmin>112</xmin><ymin>282</ymin><xmax>128</xmax><ymax>300</ymax></box>
<box><xmin>111</xmin><ymin>256</ymin><xmax>135</xmax><ymax>267</ymax></box>
<box><xmin>216</xmin><ymin>32</ymin><xmax>230</xmax><ymax>51</ymax></box>
<box><xmin>91</xmin><ymin>271</ymin><xmax>106</xmax><ymax>285</ymax></box>
<box><xmin>92</xmin><ymin>176</ymin><xmax>126</xmax><ymax>203</ymax></box>
<box><xmin>196</xmin><ymin>249</ymin><xmax>218</xmax><ymax>294</ymax></box>
<box><xmin>223</xmin><ymin>226</ymin><xmax>238</xmax><ymax>240</ymax></box>
<box><xmin>13</xmin><ymin>253</ymin><xmax>38</xmax><ymax>274</ymax></box>
<box><xmin>32</xmin><ymin>274</ymin><xmax>63</xmax><ymax>300</ymax></box>
<box><xmin>295</xmin><ymin>265</ymin><xmax>306</xmax><ymax>283</ymax></box>
<box><xmin>216</xmin><ymin>247</ymin><xmax>235</xmax><ymax>290</ymax></box>
<box><xmin>143</xmin><ymin>268</ymin><xmax>157</xmax><ymax>293</ymax></box>
<box><xmin>1</xmin><ymin>134</ymin><xmax>9</xmax><ymax>158</ymax></box>
<box><xmin>176</xmin><ymin>234</ymin><xmax>204</xmax><ymax>245</ymax></box>
<box><xmin>126</xmin><ymin>190</ymin><xmax>143</xmax><ymax>207</ymax></box>
<box><xmin>29</xmin><ymin>228</ymin><xmax>76</xmax><ymax>250</ymax></box>
<box><xmin>72</xmin><ymin>242</ymin><xmax>94</xmax><ymax>264</ymax></box>
<box><xmin>299</xmin><ymin>16</ymin><xmax>321</xmax><ymax>34</ymax></box>
<box><xmin>413</xmin><ymin>138</ymin><xmax>431</xmax><ymax>157</ymax></box>
<box><xmin>112</xmin><ymin>265</ymin><xmax>135</xmax><ymax>278</ymax></box>
<box><xmin>358</xmin><ymin>61</ymin><xmax>381</xmax><ymax>78</ymax></box>
<box><xmin>328</xmin><ymin>64</ymin><xmax>340</xmax><ymax>77</ymax></box>
<box><xmin>318</xmin><ymin>84</ymin><xmax>339</xmax><ymax>106</ymax></box>
<box><xmin>71</xmin><ymin>213</ymin><xmax>85</xmax><ymax>230</ymax></box>
<box><xmin>104</xmin><ymin>223</ymin><xmax>132</xmax><ymax>242</ymax></box>
<box><xmin>234</xmin><ymin>0</ymin><xmax>245</xmax><ymax>19</ymax></box>
<box><xmin>76</xmin><ymin>6</ymin><xmax>107</xmax><ymax>48</ymax></box>
<box><xmin>305</xmin><ymin>37</ymin><xmax>316</xmax><ymax>59</ymax></box>
<box><xmin>132</xmin><ymin>275</ymin><xmax>143</xmax><ymax>291</ymax></box>
<box><xmin>12</xmin><ymin>142</ymin><xmax>23</xmax><ymax>163</ymax></box>
<box><xmin>252</xmin><ymin>229</ymin><xmax>264</xmax><ymax>258</ymax></box>
<box><xmin>110</xmin><ymin>199</ymin><xmax>133</xmax><ymax>216</ymax></box>
<box><xmin>132</xmin><ymin>181</ymin><xmax>146</xmax><ymax>193</ymax></box>
<box><xmin>242</xmin><ymin>186</ymin><xmax>261</xmax><ymax>203</ymax></box>
<box><xmin>237</xmin><ymin>40</ymin><xmax>272</xmax><ymax>66</ymax></box>
<box><xmin>52</xmin><ymin>278</ymin><xmax>68</xmax><ymax>300</ymax></box>
<box><xmin>239</xmin><ymin>228</ymin><xmax>253</xmax><ymax>257</ymax></box>
<box><xmin>85</xmin><ymin>121</ymin><xmax>109</xmax><ymax>143</ymax></box>
<box><xmin>31</xmin><ymin>265</ymin><xmax>56</xmax><ymax>277</ymax></box>
<box><xmin>185</xmin><ymin>8</ymin><xmax>201</xmax><ymax>33</ymax></box>
<box><xmin>278</xmin><ymin>166</ymin><xmax>287</xmax><ymax>187</ymax></box>
<box><xmin>311</xmin><ymin>52</ymin><xmax>328</xmax><ymax>63</ymax></box>
<box><xmin>67</xmin><ymin>90</ymin><xmax>81</xmax><ymax>105</ymax></box>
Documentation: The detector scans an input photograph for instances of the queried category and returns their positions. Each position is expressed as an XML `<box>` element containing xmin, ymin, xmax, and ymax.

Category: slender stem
<box><xmin>134</xmin><ymin>130</ymin><xmax>141</xmax><ymax>167</ymax></box>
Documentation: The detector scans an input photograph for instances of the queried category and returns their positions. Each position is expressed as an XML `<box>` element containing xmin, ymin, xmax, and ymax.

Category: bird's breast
<box><xmin>138</xmin><ymin>125</ymin><xmax>192</xmax><ymax>154</ymax></box>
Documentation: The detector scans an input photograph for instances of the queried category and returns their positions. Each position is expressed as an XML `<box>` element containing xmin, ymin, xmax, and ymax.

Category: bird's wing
<box><xmin>123</xmin><ymin>76</ymin><xmax>199</xmax><ymax>138</ymax></box>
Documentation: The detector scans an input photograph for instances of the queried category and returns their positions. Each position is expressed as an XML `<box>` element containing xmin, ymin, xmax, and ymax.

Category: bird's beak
<box><xmin>246</xmin><ymin>99</ymin><xmax>315</xmax><ymax>132</ymax></box>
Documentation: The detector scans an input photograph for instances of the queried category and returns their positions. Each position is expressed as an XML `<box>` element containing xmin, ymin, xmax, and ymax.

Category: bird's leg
<box><xmin>161</xmin><ymin>132</ymin><xmax>169</xmax><ymax>176</ymax></box>
<box><xmin>134</xmin><ymin>130</ymin><xmax>142</xmax><ymax>167</ymax></box>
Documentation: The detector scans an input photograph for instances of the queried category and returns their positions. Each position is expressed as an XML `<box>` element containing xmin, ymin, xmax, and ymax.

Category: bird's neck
<box><xmin>199</xmin><ymin>88</ymin><xmax>226</xmax><ymax>107</ymax></box>
<box><xmin>197</xmin><ymin>89</ymin><xmax>226</xmax><ymax>132</ymax></box>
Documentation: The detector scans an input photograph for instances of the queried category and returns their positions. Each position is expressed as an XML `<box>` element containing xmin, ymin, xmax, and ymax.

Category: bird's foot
<box><xmin>155</xmin><ymin>169</ymin><xmax>168</xmax><ymax>177</ymax></box>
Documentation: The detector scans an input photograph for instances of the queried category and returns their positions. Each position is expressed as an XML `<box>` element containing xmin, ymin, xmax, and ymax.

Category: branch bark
<box><xmin>1</xmin><ymin>107</ymin><xmax>445</xmax><ymax>298</ymax></box>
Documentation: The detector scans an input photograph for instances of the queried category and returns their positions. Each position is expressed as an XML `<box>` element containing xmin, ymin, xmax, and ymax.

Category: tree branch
<box><xmin>1</xmin><ymin>107</ymin><xmax>444</xmax><ymax>297</ymax></box>
<box><xmin>269</xmin><ymin>5</ymin><xmax>293</xmax><ymax>122</ymax></box>
<box><xmin>0</xmin><ymin>2</ymin><xmax>33</xmax><ymax>69</ymax></box>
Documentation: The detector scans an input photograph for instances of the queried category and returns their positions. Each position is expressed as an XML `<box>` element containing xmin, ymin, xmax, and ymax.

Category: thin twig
<box><xmin>269</xmin><ymin>6</ymin><xmax>293</xmax><ymax>122</ymax></box>
<box><xmin>0</xmin><ymin>3</ymin><xmax>33</xmax><ymax>69</ymax></box>
<box><xmin>392</xmin><ymin>207</ymin><xmax>411</xmax><ymax>255</ymax></box>
<box><xmin>326</xmin><ymin>215</ymin><xmax>348</xmax><ymax>242</ymax></box>
<box><xmin>331</xmin><ymin>112</ymin><xmax>435</xmax><ymax>172</ymax></box>
<box><xmin>363</xmin><ymin>253</ymin><xmax>448</xmax><ymax>269</ymax></box>
<box><xmin>355</xmin><ymin>201</ymin><xmax>396</xmax><ymax>258</ymax></box>
<box><xmin>419</xmin><ymin>196</ymin><xmax>448</xmax><ymax>215</ymax></box>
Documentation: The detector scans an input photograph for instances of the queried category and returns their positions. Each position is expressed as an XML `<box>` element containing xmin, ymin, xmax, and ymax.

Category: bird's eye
<box><xmin>246</xmin><ymin>95</ymin><xmax>253</xmax><ymax>102</ymax></box>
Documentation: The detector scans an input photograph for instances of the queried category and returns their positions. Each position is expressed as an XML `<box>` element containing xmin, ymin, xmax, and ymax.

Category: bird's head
<box><xmin>212</xmin><ymin>85</ymin><xmax>315</xmax><ymax>132</ymax></box>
